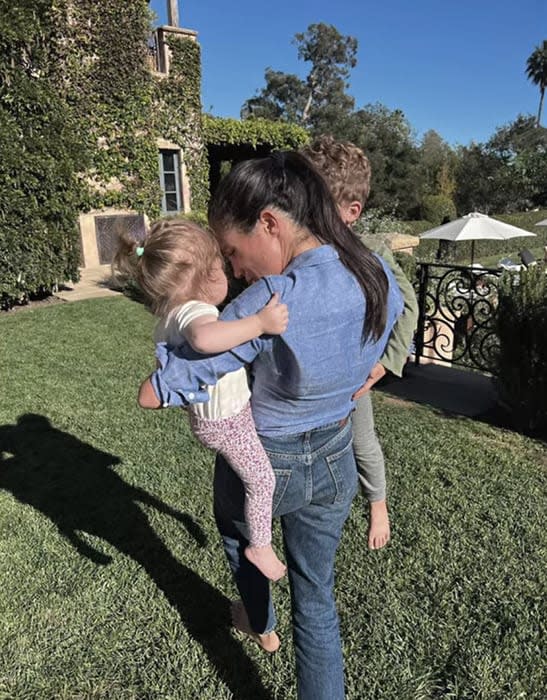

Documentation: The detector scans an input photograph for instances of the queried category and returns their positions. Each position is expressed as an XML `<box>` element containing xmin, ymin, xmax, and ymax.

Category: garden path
<box><xmin>379</xmin><ymin>363</ymin><xmax>499</xmax><ymax>419</ymax></box>
<box><xmin>55</xmin><ymin>265</ymin><xmax>121</xmax><ymax>303</ymax></box>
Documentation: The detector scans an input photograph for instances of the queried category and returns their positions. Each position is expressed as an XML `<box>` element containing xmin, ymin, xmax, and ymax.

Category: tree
<box><xmin>453</xmin><ymin>143</ymin><xmax>500</xmax><ymax>214</ymax></box>
<box><xmin>452</xmin><ymin>115</ymin><xmax>547</xmax><ymax>214</ymax></box>
<box><xmin>487</xmin><ymin>115</ymin><xmax>547</xmax><ymax>210</ymax></box>
<box><xmin>241</xmin><ymin>23</ymin><xmax>357</xmax><ymax>136</ymax></box>
<box><xmin>241</xmin><ymin>70</ymin><xmax>308</xmax><ymax>123</ymax></box>
<box><xmin>418</xmin><ymin>129</ymin><xmax>457</xmax><ymax>199</ymax></box>
<box><xmin>526</xmin><ymin>40</ymin><xmax>547</xmax><ymax>127</ymax></box>
<box><xmin>342</xmin><ymin>104</ymin><xmax>422</xmax><ymax>218</ymax></box>
<box><xmin>488</xmin><ymin>114</ymin><xmax>545</xmax><ymax>155</ymax></box>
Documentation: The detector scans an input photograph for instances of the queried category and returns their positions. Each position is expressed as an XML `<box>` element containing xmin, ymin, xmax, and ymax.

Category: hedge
<box><xmin>495</xmin><ymin>264</ymin><xmax>547</xmax><ymax>437</ymax></box>
<box><xmin>0</xmin><ymin>1</ymin><xmax>82</xmax><ymax>308</ymax></box>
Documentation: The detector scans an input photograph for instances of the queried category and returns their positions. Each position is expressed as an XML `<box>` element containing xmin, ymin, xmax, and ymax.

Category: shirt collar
<box><xmin>283</xmin><ymin>245</ymin><xmax>339</xmax><ymax>275</ymax></box>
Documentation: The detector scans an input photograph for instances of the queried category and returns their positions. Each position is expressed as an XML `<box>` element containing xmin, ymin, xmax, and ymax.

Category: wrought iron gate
<box><xmin>414</xmin><ymin>263</ymin><xmax>502</xmax><ymax>373</ymax></box>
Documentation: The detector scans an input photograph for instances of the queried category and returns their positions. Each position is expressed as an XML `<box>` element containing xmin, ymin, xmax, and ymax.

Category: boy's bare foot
<box><xmin>245</xmin><ymin>544</ymin><xmax>286</xmax><ymax>581</ymax></box>
<box><xmin>231</xmin><ymin>600</ymin><xmax>280</xmax><ymax>653</ymax></box>
<box><xmin>368</xmin><ymin>499</ymin><xmax>390</xmax><ymax>550</ymax></box>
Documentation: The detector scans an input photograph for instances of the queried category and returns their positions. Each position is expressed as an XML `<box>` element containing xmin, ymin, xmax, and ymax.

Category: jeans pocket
<box><xmin>325</xmin><ymin>439</ymin><xmax>357</xmax><ymax>505</ymax></box>
<box><xmin>272</xmin><ymin>468</ymin><xmax>292</xmax><ymax>514</ymax></box>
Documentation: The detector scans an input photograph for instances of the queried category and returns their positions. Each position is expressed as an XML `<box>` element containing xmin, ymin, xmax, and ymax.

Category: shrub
<box><xmin>176</xmin><ymin>210</ymin><xmax>209</xmax><ymax>228</ymax></box>
<box><xmin>0</xmin><ymin>2</ymin><xmax>82</xmax><ymax>309</ymax></box>
<box><xmin>421</xmin><ymin>194</ymin><xmax>457</xmax><ymax>226</ymax></box>
<box><xmin>495</xmin><ymin>265</ymin><xmax>547</xmax><ymax>437</ymax></box>
<box><xmin>355</xmin><ymin>208</ymin><xmax>411</xmax><ymax>235</ymax></box>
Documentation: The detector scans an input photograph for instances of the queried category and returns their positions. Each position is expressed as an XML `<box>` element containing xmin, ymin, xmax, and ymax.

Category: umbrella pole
<box><xmin>471</xmin><ymin>240</ymin><xmax>475</xmax><ymax>265</ymax></box>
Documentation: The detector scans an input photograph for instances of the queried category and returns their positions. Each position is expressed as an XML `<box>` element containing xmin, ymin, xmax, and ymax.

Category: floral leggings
<box><xmin>190</xmin><ymin>402</ymin><xmax>275</xmax><ymax>548</ymax></box>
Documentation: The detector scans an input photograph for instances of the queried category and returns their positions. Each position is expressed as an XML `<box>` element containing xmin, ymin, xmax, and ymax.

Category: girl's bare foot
<box><xmin>231</xmin><ymin>600</ymin><xmax>280</xmax><ymax>653</ymax></box>
<box><xmin>368</xmin><ymin>499</ymin><xmax>390</xmax><ymax>550</ymax></box>
<box><xmin>245</xmin><ymin>544</ymin><xmax>286</xmax><ymax>581</ymax></box>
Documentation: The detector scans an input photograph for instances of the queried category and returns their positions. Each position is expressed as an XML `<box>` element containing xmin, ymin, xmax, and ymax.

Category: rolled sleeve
<box><xmin>151</xmin><ymin>343</ymin><xmax>210</xmax><ymax>407</ymax></box>
<box><xmin>152</xmin><ymin>280</ymin><xmax>275</xmax><ymax>407</ymax></box>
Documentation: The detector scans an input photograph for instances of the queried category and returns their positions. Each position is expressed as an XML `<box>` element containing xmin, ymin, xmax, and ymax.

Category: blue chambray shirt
<box><xmin>152</xmin><ymin>245</ymin><xmax>403</xmax><ymax>437</ymax></box>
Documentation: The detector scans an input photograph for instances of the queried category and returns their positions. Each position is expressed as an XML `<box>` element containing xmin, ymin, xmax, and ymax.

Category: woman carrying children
<box><xmin>138</xmin><ymin>151</ymin><xmax>404</xmax><ymax>700</ymax></box>
<box><xmin>114</xmin><ymin>220</ymin><xmax>288</xmax><ymax>581</ymax></box>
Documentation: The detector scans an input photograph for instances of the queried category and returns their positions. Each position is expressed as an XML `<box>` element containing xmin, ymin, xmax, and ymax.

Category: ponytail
<box><xmin>209</xmin><ymin>151</ymin><xmax>388</xmax><ymax>342</ymax></box>
<box><xmin>111</xmin><ymin>230</ymin><xmax>143</xmax><ymax>285</ymax></box>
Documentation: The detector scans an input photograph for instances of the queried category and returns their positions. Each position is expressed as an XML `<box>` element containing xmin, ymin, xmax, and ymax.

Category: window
<box><xmin>159</xmin><ymin>150</ymin><xmax>183</xmax><ymax>214</ymax></box>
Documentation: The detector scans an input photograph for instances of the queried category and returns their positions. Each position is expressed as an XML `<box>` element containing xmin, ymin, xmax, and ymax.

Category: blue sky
<box><xmin>150</xmin><ymin>0</ymin><xmax>546</xmax><ymax>146</ymax></box>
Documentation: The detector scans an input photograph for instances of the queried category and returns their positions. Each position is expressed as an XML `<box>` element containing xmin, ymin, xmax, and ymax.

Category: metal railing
<box><xmin>414</xmin><ymin>262</ymin><xmax>502</xmax><ymax>373</ymax></box>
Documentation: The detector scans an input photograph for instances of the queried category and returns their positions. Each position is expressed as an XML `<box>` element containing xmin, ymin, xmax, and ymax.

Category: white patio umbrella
<box><xmin>534</xmin><ymin>218</ymin><xmax>547</xmax><ymax>226</ymax></box>
<box><xmin>419</xmin><ymin>212</ymin><xmax>536</xmax><ymax>264</ymax></box>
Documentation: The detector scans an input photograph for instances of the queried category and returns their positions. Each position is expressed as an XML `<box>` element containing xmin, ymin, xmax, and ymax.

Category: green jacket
<box><xmin>363</xmin><ymin>237</ymin><xmax>419</xmax><ymax>377</ymax></box>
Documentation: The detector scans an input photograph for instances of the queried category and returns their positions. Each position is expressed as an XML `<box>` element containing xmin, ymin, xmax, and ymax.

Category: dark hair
<box><xmin>208</xmin><ymin>151</ymin><xmax>388</xmax><ymax>342</ymax></box>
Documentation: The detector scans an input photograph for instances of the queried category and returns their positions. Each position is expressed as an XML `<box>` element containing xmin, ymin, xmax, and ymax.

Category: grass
<box><xmin>1</xmin><ymin>297</ymin><xmax>546</xmax><ymax>699</ymax></box>
<box><xmin>478</xmin><ymin>245</ymin><xmax>545</xmax><ymax>269</ymax></box>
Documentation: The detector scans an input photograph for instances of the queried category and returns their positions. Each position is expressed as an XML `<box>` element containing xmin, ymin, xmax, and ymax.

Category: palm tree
<box><xmin>526</xmin><ymin>40</ymin><xmax>547</xmax><ymax>127</ymax></box>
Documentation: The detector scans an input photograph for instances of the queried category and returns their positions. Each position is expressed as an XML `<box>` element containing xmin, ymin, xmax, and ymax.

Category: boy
<box><xmin>301</xmin><ymin>135</ymin><xmax>418</xmax><ymax>549</ymax></box>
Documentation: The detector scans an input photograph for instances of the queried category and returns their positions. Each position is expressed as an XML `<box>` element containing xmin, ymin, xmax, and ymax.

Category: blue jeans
<box><xmin>213</xmin><ymin>418</ymin><xmax>358</xmax><ymax>700</ymax></box>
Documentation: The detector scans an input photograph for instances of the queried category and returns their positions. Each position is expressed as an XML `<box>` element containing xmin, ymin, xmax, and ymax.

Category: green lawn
<box><xmin>1</xmin><ymin>297</ymin><xmax>545</xmax><ymax>699</ymax></box>
<box><xmin>478</xmin><ymin>246</ymin><xmax>545</xmax><ymax>269</ymax></box>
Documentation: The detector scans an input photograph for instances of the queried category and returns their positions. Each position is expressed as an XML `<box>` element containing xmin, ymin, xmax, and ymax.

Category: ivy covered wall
<box><xmin>0</xmin><ymin>0</ymin><xmax>206</xmax><ymax>306</ymax></box>
<box><xmin>0</xmin><ymin>0</ymin><xmax>82</xmax><ymax>307</ymax></box>
<box><xmin>62</xmin><ymin>3</ymin><xmax>209</xmax><ymax>217</ymax></box>
<box><xmin>154</xmin><ymin>32</ymin><xmax>209</xmax><ymax>213</ymax></box>
<box><xmin>61</xmin><ymin>0</ymin><xmax>161</xmax><ymax>215</ymax></box>
<box><xmin>1</xmin><ymin>1</ymin><xmax>309</xmax><ymax>307</ymax></box>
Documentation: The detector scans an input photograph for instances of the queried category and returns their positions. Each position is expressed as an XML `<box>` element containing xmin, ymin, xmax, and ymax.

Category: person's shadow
<box><xmin>0</xmin><ymin>414</ymin><xmax>271</xmax><ymax>699</ymax></box>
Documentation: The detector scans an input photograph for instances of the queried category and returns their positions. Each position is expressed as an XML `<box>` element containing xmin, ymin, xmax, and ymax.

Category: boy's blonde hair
<box><xmin>112</xmin><ymin>218</ymin><xmax>221</xmax><ymax>316</ymax></box>
<box><xmin>301</xmin><ymin>134</ymin><xmax>372</xmax><ymax>208</ymax></box>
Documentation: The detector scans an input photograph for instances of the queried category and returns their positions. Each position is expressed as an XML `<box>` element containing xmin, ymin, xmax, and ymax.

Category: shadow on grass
<box><xmin>0</xmin><ymin>414</ymin><xmax>272</xmax><ymax>700</ymax></box>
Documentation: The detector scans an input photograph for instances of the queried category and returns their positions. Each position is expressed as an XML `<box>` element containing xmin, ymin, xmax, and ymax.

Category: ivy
<box><xmin>0</xmin><ymin>0</ymin><xmax>82</xmax><ymax>308</ymax></box>
<box><xmin>155</xmin><ymin>34</ymin><xmax>209</xmax><ymax>212</ymax></box>
<box><xmin>203</xmin><ymin>114</ymin><xmax>309</xmax><ymax>150</ymax></box>
<box><xmin>1</xmin><ymin>2</ymin><xmax>309</xmax><ymax>308</ymax></box>
<box><xmin>62</xmin><ymin>0</ymin><xmax>160</xmax><ymax>215</ymax></box>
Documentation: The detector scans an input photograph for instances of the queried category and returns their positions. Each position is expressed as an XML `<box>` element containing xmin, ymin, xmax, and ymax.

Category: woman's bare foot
<box><xmin>231</xmin><ymin>600</ymin><xmax>280</xmax><ymax>653</ymax></box>
<box><xmin>245</xmin><ymin>544</ymin><xmax>286</xmax><ymax>581</ymax></box>
<box><xmin>368</xmin><ymin>499</ymin><xmax>390</xmax><ymax>550</ymax></box>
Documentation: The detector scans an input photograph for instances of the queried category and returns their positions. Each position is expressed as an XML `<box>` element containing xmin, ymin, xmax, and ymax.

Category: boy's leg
<box><xmin>352</xmin><ymin>393</ymin><xmax>385</xmax><ymax>499</ymax></box>
<box><xmin>352</xmin><ymin>393</ymin><xmax>390</xmax><ymax>549</ymax></box>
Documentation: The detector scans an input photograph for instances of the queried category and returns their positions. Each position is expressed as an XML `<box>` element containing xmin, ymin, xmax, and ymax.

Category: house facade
<box><xmin>71</xmin><ymin>0</ymin><xmax>207</xmax><ymax>267</ymax></box>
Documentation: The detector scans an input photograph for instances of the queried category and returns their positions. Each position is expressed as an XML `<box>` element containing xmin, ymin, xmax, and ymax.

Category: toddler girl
<box><xmin>114</xmin><ymin>218</ymin><xmax>288</xmax><ymax>581</ymax></box>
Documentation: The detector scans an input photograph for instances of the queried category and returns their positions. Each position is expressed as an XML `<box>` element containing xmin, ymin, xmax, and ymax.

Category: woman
<box><xmin>139</xmin><ymin>151</ymin><xmax>403</xmax><ymax>699</ymax></box>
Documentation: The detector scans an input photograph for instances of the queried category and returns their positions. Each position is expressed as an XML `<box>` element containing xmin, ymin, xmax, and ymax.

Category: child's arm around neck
<box><xmin>186</xmin><ymin>293</ymin><xmax>288</xmax><ymax>355</ymax></box>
